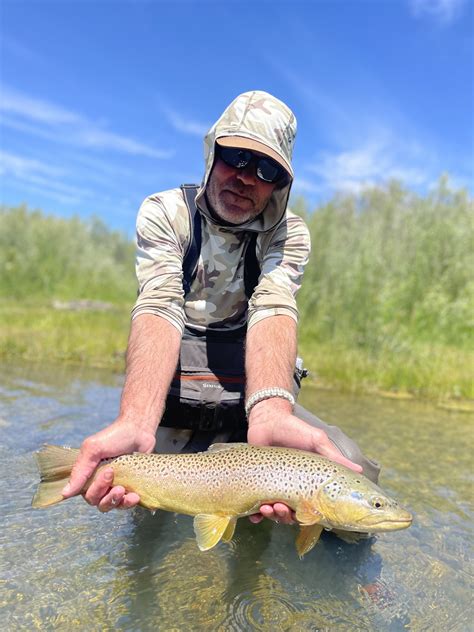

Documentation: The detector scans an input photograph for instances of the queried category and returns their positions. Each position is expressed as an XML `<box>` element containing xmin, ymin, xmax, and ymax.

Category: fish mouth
<box><xmin>352</xmin><ymin>510</ymin><xmax>413</xmax><ymax>531</ymax></box>
<box><xmin>361</xmin><ymin>517</ymin><xmax>413</xmax><ymax>531</ymax></box>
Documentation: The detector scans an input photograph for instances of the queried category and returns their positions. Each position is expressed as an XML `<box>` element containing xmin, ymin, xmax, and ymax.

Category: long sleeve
<box><xmin>131</xmin><ymin>190</ymin><xmax>190</xmax><ymax>334</ymax></box>
<box><xmin>248</xmin><ymin>211</ymin><xmax>311</xmax><ymax>329</ymax></box>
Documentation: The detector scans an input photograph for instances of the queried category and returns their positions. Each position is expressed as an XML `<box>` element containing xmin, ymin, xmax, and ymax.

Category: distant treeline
<box><xmin>1</xmin><ymin>178</ymin><xmax>472</xmax><ymax>398</ymax></box>
<box><xmin>0</xmin><ymin>205</ymin><xmax>136</xmax><ymax>303</ymax></box>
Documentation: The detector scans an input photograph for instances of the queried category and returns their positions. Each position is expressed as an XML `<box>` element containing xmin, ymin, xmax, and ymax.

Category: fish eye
<box><xmin>371</xmin><ymin>497</ymin><xmax>385</xmax><ymax>509</ymax></box>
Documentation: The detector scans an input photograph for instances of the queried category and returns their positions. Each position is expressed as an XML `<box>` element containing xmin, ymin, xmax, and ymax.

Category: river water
<box><xmin>0</xmin><ymin>361</ymin><xmax>472</xmax><ymax>631</ymax></box>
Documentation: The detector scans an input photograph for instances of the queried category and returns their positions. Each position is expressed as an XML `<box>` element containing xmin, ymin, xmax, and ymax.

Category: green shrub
<box><xmin>298</xmin><ymin>177</ymin><xmax>473</xmax><ymax>350</ymax></box>
<box><xmin>0</xmin><ymin>205</ymin><xmax>136</xmax><ymax>303</ymax></box>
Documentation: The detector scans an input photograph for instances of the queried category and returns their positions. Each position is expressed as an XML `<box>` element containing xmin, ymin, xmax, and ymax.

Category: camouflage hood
<box><xmin>195</xmin><ymin>90</ymin><xmax>297</xmax><ymax>233</ymax></box>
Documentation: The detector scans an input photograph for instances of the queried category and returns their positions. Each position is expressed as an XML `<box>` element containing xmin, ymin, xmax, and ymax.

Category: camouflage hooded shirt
<box><xmin>132</xmin><ymin>91</ymin><xmax>311</xmax><ymax>333</ymax></box>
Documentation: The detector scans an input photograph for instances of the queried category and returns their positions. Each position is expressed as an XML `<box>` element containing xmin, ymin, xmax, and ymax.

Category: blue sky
<box><xmin>1</xmin><ymin>0</ymin><xmax>472</xmax><ymax>233</ymax></box>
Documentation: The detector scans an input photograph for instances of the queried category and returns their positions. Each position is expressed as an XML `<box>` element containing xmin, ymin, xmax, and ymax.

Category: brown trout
<box><xmin>32</xmin><ymin>443</ymin><xmax>412</xmax><ymax>556</ymax></box>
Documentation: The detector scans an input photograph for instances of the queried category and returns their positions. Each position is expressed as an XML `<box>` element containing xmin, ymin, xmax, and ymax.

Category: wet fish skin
<box><xmin>32</xmin><ymin>443</ymin><xmax>412</xmax><ymax>556</ymax></box>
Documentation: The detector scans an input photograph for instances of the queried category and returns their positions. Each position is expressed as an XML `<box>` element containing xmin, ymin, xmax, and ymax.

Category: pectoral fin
<box><xmin>193</xmin><ymin>514</ymin><xmax>233</xmax><ymax>551</ymax></box>
<box><xmin>332</xmin><ymin>529</ymin><xmax>372</xmax><ymax>544</ymax></box>
<box><xmin>295</xmin><ymin>500</ymin><xmax>322</xmax><ymax>526</ymax></box>
<box><xmin>221</xmin><ymin>517</ymin><xmax>237</xmax><ymax>543</ymax></box>
<box><xmin>296</xmin><ymin>524</ymin><xmax>324</xmax><ymax>558</ymax></box>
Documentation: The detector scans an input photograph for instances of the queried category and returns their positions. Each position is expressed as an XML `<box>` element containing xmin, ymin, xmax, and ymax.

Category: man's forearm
<box><xmin>119</xmin><ymin>313</ymin><xmax>182</xmax><ymax>432</ymax></box>
<box><xmin>245</xmin><ymin>315</ymin><xmax>297</xmax><ymax>422</ymax></box>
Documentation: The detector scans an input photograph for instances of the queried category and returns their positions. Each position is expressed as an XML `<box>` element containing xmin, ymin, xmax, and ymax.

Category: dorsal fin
<box><xmin>207</xmin><ymin>442</ymin><xmax>248</xmax><ymax>453</ymax></box>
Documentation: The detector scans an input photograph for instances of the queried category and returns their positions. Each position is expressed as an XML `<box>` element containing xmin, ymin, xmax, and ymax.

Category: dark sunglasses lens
<box><xmin>220</xmin><ymin>147</ymin><xmax>252</xmax><ymax>169</ymax></box>
<box><xmin>257</xmin><ymin>158</ymin><xmax>282</xmax><ymax>183</ymax></box>
<box><xmin>219</xmin><ymin>146</ymin><xmax>284</xmax><ymax>183</ymax></box>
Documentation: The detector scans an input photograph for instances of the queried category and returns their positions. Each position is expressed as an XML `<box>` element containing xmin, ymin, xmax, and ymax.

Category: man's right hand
<box><xmin>61</xmin><ymin>419</ymin><xmax>156</xmax><ymax>513</ymax></box>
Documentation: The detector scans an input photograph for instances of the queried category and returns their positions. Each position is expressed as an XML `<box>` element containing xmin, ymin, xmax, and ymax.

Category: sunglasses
<box><xmin>217</xmin><ymin>146</ymin><xmax>286</xmax><ymax>184</ymax></box>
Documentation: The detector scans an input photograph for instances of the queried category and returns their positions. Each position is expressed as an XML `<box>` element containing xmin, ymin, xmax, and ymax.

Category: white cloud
<box><xmin>76</xmin><ymin>127</ymin><xmax>171</xmax><ymax>158</ymax></box>
<box><xmin>304</xmin><ymin>130</ymin><xmax>431</xmax><ymax>194</ymax></box>
<box><xmin>163</xmin><ymin>107</ymin><xmax>209</xmax><ymax>137</ymax></box>
<box><xmin>0</xmin><ymin>150</ymin><xmax>93</xmax><ymax>205</ymax></box>
<box><xmin>0</xmin><ymin>86</ymin><xmax>172</xmax><ymax>159</ymax></box>
<box><xmin>292</xmin><ymin>177</ymin><xmax>323</xmax><ymax>195</ymax></box>
<box><xmin>1</xmin><ymin>88</ymin><xmax>81</xmax><ymax>125</ymax></box>
<box><xmin>408</xmin><ymin>0</ymin><xmax>467</xmax><ymax>24</ymax></box>
<box><xmin>0</xmin><ymin>150</ymin><xmax>63</xmax><ymax>178</ymax></box>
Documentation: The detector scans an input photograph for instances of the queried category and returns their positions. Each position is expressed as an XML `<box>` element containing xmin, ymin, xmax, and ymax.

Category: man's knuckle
<box><xmin>82</xmin><ymin>437</ymin><xmax>101</xmax><ymax>458</ymax></box>
<box><xmin>313</xmin><ymin>428</ymin><xmax>328</xmax><ymax>443</ymax></box>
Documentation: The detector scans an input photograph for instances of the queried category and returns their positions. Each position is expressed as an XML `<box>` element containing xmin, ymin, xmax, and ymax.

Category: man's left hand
<box><xmin>247</xmin><ymin>400</ymin><xmax>363</xmax><ymax>525</ymax></box>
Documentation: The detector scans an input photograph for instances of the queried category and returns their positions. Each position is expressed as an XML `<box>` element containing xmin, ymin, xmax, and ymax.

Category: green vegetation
<box><xmin>1</xmin><ymin>179</ymin><xmax>472</xmax><ymax>400</ymax></box>
<box><xmin>1</xmin><ymin>205</ymin><xmax>136</xmax><ymax>302</ymax></box>
<box><xmin>0</xmin><ymin>205</ymin><xmax>134</xmax><ymax>370</ymax></box>
<box><xmin>0</xmin><ymin>303</ymin><xmax>130</xmax><ymax>368</ymax></box>
<box><xmin>296</xmin><ymin>177</ymin><xmax>473</xmax><ymax>400</ymax></box>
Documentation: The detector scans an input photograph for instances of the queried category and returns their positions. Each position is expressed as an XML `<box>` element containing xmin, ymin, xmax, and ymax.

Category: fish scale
<box><xmin>32</xmin><ymin>442</ymin><xmax>412</xmax><ymax>557</ymax></box>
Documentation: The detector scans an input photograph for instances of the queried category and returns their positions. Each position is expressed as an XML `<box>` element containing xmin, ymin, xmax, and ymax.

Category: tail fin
<box><xmin>32</xmin><ymin>444</ymin><xmax>80</xmax><ymax>508</ymax></box>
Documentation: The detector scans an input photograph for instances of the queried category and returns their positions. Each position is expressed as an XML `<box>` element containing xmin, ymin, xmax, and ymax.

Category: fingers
<box><xmin>83</xmin><ymin>467</ymin><xmax>115</xmax><ymax>506</ymax></box>
<box><xmin>249</xmin><ymin>503</ymin><xmax>296</xmax><ymax>525</ymax></box>
<box><xmin>97</xmin><ymin>485</ymin><xmax>125</xmax><ymax>512</ymax></box>
<box><xmin>249</xmin><ymin>513</ymin><xmax>264</xmax><ymax>524</ymax></box>
<box><xmin>314</xmin><ymin>437</ymin><xmax>363</xmax><ymax>473</ymax></box>
<box><xmin>82</xmin><ymin>467</ymin><xmax>140</xmax><ymax>511</ymax></box>
<box><xmin>253</xmin><ymin>414</ymin><xmax>364</xmax><ymax>475</ymax></box>
<box><xmin>98</xmin><ymin>489</ymin><xmax>140</xmax><ymax>513</ymax></box>
<box><xmin>62</xmin><ymin>438</ymin><xmax>105</xmax><ymax>498</ymax></box>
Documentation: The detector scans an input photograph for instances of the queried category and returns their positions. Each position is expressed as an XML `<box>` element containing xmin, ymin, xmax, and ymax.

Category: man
<box><xmin>63</xmin><ymin>91</ymin><xmax>379</xmax><ymax>524</ymax></box>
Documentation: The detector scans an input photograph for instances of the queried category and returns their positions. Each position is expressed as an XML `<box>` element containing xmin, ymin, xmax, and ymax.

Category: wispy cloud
<box><xmin>268</xmin><ymin>57</ymin><xmax>464</xmax><ymax>196</ymax></box>
<box><xmin>1</xmin><ymin>88</ymin><xmax>81</xmax><ymax>125</ymax></box>
<box><xmin>291</xmin><ymin>177</ymin><xmax>323</xmax><ymax>195</ymax></box>
<box><xmin>76</xmin><ymin>127</ymin><xmax>171</xmax><ymax>158</ymax></box>
<box><xmin>408</xmin><ymin>0</ymin><xmax>468</xmax><ymax>24</ymax></box>
<box><xmin>163</xmin><ymin>106</ymin><xmax>209</xmax><ymax>137</ymax></box>
<box><xmin>0</xmin><ymin>147</ymin><xmax>176</xmax><ymax>221</ymax></box>
<box><xmin>0</xmin><ymin>150</ymin><xmax>87</xmax><ymax>205</ymax></box>
<box><xmin>0</xmin><ymin>86</ymin><xmax>173</xmax><ymax>159</ymax></box>
<box><xmin>303</xmin><ymin>130</ymin><xmax>432</xmax><ymax>195</ymax></box>
<box><xmin>0</xmin><ymin>150</ymin><xmax>63</xmax><ymax>179</ymax></box>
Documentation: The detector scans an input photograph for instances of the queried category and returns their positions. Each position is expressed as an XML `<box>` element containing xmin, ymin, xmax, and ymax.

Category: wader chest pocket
<box><xmin>167</xmin><ymin>330</ymin><xmax>246</xmax><ymax>409</ymax></box>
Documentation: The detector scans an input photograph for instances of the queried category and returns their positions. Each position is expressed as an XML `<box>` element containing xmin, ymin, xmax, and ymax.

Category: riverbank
<box><xmin>1</xmin><ymin>301</ymin><xmax>472</xmax><ymax>404</ymax></box>
<box><xmin>0</xmin><ymin>301</ymin><xmax>130</xmax><ymax>369</ymax></box>
<box><xmin>300</xmin><ymin>337</ymin><xmax>473</xmax><ymax>406</ymax></box>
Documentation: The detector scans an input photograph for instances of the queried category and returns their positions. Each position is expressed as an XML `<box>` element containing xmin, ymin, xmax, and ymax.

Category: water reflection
<box><xmin>0</xmin><ymin>361</ymin><xmax>472</xmax><ymax>630</ymax></box>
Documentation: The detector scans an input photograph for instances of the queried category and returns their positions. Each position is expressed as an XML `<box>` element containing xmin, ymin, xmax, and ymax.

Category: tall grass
<box><xmin>0</xmin><ymin>205</ymin><xmax>136</xmax><ymax>303</ymax></box>
<box><xmin>297</xmin><ymin>177</ymin><xmax>473</xmax><ymax>398</ymax></box>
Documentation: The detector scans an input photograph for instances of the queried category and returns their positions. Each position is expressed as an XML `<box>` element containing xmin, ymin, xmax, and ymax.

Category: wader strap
<box><xmin>180</xmin><ymin>183</ymin><xmax>261</xmax><ymax>298</ymax></box>
<box><xmin>181</xmin><ymin>184</ymin><xmax>202</xmax><ymax>295</ymax></box>
<box><xmin>244</xmin><ymin>232</ymin><xmax>259</xmax><ymax>298</ymax></box>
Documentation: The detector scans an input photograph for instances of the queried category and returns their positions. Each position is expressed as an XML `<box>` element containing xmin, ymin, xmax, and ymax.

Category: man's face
<box><xmin>206</xmin><ymin>151</ymin><xmax>277</xmax><ymax>225</ymax></box>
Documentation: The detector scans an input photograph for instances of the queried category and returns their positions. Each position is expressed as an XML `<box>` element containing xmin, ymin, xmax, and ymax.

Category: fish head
<box><xmin>316</xmin><ymin>471</ymin><xmax>413</xmax><ymax>533</ymax></box>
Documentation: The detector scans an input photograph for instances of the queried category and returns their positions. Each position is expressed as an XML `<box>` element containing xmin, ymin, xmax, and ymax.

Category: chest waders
<box><xmin>160</xmin><ymin>185</ymin><xmax>306</xmax><ymax>434</ymax></box>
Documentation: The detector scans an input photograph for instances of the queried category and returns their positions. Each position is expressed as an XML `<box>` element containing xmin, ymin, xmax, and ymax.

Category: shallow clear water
<box><xmin>0</xmin><ymin>362</ymin><xmax>472</xmax><ymax>631</ymax></box>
